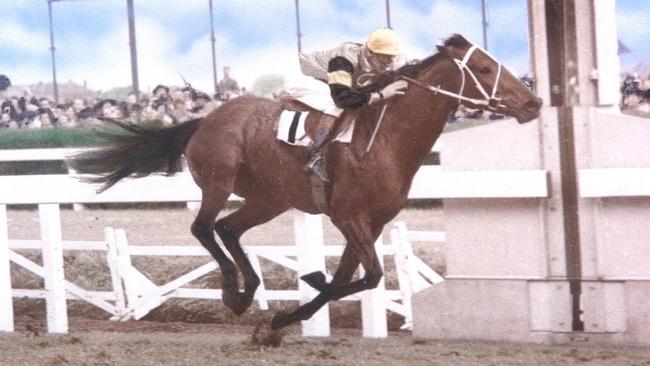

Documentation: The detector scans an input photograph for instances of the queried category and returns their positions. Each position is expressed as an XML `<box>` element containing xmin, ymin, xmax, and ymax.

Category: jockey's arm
<box><xmin>327</xmin><ymin>57</ymin><xmax>378</xmax><ymax>109</ymax></box>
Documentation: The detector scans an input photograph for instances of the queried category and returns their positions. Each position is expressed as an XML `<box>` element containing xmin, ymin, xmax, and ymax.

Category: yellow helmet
<box><xmin>366</xmin><ymin>28</ymin><xmax>400</xmax><ymax>56</ymax></box>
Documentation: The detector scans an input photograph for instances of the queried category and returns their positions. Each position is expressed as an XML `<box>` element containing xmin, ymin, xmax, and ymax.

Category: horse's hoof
<box><xmin>222</xmin><ymin>290</ymin><xmax>243</xmax><ymax>315</ymax></box>
<box><xmin>224</xmin><ymin>288</ymin><xmax>256</xmax><ymax>316</ymax></box>
<box><xmin>231</xmin><ymin>303</ymin><xmax>247</xmax><ymax>316</ymax></box>
<box><xmin>252</xmin><ymin>318</ymin><xmax>284</xmax><ymax>347</ymax></box>
<box><xmin>270</xmin><ymin>311</ymin><xmax>291</xmax><ymax>330</ymax></box>
<box><xmin>300</xmin><ymin>271</ymin><xmax>327</xmax><ymax>291</ymax></box>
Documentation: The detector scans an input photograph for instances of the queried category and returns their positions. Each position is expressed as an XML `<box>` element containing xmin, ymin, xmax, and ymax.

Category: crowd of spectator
<box><xmin>1</xmin><ymin>70</ymin><xmax>647</xmax><ymax>130</ymax></box>
<box><xmin>0</xmin><ymin>68</ymin><xmax>242</xmax><ymax>130</ymax></box>
<box><xmin>620</xmin><ymin>73</ymin><xmax>650</xmax><ymax>112</ymax></box>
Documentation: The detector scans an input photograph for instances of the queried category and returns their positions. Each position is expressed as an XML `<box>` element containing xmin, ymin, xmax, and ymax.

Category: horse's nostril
<box><xmin>524</xmin><ymin>98</ymin><xmax>543</xmax><ymax>110</ymax></box>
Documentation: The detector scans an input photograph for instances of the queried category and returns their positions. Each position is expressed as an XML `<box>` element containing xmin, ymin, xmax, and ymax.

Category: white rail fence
<box><xmin>0</xmin><ymin>146</ymin><xmax>563</xmax><ymax>338</ymax></box>
<box><xmin>1</xmin><ymin>202</ymin><xmax>442</xmax><ymax>337</ymax></box>
<box><xmin>0</xmin><ymin>148</ymin><xmax>88</xmax><ymax>211</ymax></box>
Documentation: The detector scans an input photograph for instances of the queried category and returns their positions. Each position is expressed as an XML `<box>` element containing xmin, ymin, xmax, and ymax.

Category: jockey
<box><xmin>286</xmin><ymin>28</ymin><xmax>409</xmax><ymax>181</ymax></box>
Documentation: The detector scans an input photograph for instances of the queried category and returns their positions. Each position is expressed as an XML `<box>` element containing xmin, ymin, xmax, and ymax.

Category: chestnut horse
<box><xmin>71</xmin><ymin>35</ymin><xmax>541</xmax><ymax>342</ymax></box>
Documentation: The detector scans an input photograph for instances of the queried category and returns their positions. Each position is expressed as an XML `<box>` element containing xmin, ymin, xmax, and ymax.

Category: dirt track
<box><xmin>5</xmin><ymin>207</ymin><xmax>650</xmax><ymax>365</ymax></box>
<box><xmin>3</xmin><ymin>318</ymin><xmax>650</xmax><ymax>366</ymax></box>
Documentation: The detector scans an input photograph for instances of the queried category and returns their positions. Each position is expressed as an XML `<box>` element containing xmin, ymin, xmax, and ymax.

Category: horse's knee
<box><xmin>191</xmin><ymin>220</ymin><xmax>212</xmax><ymax>240</ymax></box>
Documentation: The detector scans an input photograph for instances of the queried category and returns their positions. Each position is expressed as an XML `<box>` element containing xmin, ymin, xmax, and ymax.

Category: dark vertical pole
<box><xmin>126</xmin><ymin>0</ymin><xmax>140</xmax><ymax>100</ymax></box>
<box><xmin>209</xmin><ymin>0</ymin><xmax>218</xmax><ymax>93</ymax></box>
<box><xmin>47</xmin><ymin>0</ymin><xmax>59</xmax><ymax>103</ymax></box>
<box><xmin>481</xmin><ymin>0</ymin><xmax>489</xmax><ymax>50</ymax></box>
<box><xmin>385</xmin><ymin>0</ymin><xmax>392</xmax><ymax>29</ymax></box>
<box><xmin>544</xmin><ymin>0</ymin><xmax>583</xmax><ymax>332</ymax></box>
<box><xmin>294</xmin><ymin>0</ymin><xmax>302</xmax><ymax>54</ymax></box>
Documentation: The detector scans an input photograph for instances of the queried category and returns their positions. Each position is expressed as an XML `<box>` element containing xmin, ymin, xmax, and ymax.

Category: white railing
<box><xmin>0</xmin><ymin>148</ymin><xmax>90</xmax><ymax>162</ymax></box>
<box><xmin>1</xmin><ymin>146</ymin><xmax>554</xmax><ymax>337</ymax></box>
<box><xmin>0</xmin><ymin>168</ymin><xmax>549</xmax><ymax>205</ymax></box>
<box><xmin>579</xmin><ymin>168</ymin><xmax>650</xmax><ymax>197</ymax></box>
<box><xmin>1</xmin><ymin>203</ymin><xmax>439</xmax><ymax>337</ymax></box>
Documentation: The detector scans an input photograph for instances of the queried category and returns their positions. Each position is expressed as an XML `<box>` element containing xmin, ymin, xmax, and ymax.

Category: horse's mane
<box><xmin>396</xmin><ymin>54</ymin><xmax>443</xmax><ymax>79</ymax></box>
<box><xmin>365</xmin><ymin>34</ymin><xmax>472</xmax><ymax>91</ymax></box>
<box><xmin>393</xmin><ymin>34</ymin><xmax>471</xmax><ymax>80</ymax></box>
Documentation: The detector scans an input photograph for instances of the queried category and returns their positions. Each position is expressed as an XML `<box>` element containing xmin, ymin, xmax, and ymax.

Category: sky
<box><xmin>0</xmin><ymin>0</ymin><xmax>648</xmax><ymax>95</ymax></box>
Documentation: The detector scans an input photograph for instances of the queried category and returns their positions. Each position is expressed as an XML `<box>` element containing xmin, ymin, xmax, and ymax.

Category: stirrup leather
<box><xmin>305</xmin><ymin>150</ymin><xmax>329</xmax><ymax>182</ymax></box>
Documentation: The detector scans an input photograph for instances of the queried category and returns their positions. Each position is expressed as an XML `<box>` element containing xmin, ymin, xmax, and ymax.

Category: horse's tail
<box><xmin>69</xmin><ymin>118</ymin><xmax>201</xmax><ymax>192</ymax></box>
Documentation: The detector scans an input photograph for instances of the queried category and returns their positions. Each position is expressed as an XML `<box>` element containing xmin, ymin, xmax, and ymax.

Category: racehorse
<box><xmin>71</xmin><ymin>34</ymin><xmax>542</xmax><ymax>344</ymax></box>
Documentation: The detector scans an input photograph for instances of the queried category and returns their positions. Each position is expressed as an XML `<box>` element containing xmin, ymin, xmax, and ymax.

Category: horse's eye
<box><xmin>479</xmin><ymin>67</ymin><xmax>491</xmax><ymax>75</ymax></box>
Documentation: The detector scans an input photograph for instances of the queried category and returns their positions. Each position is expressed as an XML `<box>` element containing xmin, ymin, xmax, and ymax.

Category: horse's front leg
<box><xmin>300</xmin><ymin>242</ymin><xmax>360</xmax><ymax>293</ymax></box>
<box><xmin>271</xmin><ymin>218</ymin><xmax>382</xmax><ymax>330</ymax></box>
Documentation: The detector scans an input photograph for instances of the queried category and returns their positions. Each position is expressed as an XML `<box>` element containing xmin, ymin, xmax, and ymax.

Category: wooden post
<box><xmin>248</xmin><ymin>253</ymin><xmax>269</xmax><ymax>310</ymax></box>
<box><xmin>113</xmin><ymin>228</ymin><xmax>140</xmax><ymax>311</ymax></box>
<box><xmin>294</xmin><ymin>210</ymin><xmax>330</xmax><ymax>337</ymax></box>
<box><xmin>39</xmin><ymin>204</ymin><xmax>68</xmax><ymax>333</ymax></box>
<box><xmin>360</xmin><ymin>235</ymin><xmax>388</xmax><ymax>338</ymax></box>
<box><xmin>390</xmin><ymin>224</ymin><xmax>416</xmax><ymax>330</ymax></box>
<box><xmin>64</xmin><ymin>165</ymin><xmax>84</xmax><ymax>211</ymax></box>
<box><xmin>104</xmin><ymin>227</ymin><xmax>126</xmax><ymax>319</ymax></box>
<box><xmin>0</xmin><ymin>205</ymin><xmax>14</xmax><ymax>332</ymax></box>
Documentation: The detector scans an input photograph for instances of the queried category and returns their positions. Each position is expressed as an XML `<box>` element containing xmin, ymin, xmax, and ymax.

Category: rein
<box><xmin>366</xmin><ymin>102</ymin><xmax>389</xmax><ymax>153</ymax></box>
<box><xmin>365</xmin><ymin>42</ymin><xmax>505</xmax><ymax>154</ymax></box>
<box><xmin>400</xmin><ymin>44</ymin><xmax>506</xmax><ymax>112</ymax></box>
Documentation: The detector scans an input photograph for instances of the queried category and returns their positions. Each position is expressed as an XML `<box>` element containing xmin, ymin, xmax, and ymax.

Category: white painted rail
<box><xmin>0</xmin><ymin>148</ymin><xmax>90</xmax><ymax>162</ymax></box>
<box><xmin>579</xmin><ymin>168</ymin><xmax>650</xmax><ymax>197</ymax></box>
<box><xmin>2</xmin><ymin>208</ymin><xmax>431</xmax><ymax>338</ymax></box>
<box><xmin>0</xmin><ymin>168</ymin><xmax>550</xmax><ymax>205</ymax></box>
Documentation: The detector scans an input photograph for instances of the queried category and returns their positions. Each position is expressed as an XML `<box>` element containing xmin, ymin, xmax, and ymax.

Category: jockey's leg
<box><xmin>304</xmin><ymin>113</ymin><xmax>337</xmax><ymax>182</ymax></box>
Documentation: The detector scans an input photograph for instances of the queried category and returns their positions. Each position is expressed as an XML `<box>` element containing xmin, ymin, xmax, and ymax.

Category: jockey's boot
<box><xmin>304</xmin><ymin>119</ymin><xmax>335</xmax><ymax>182</ymax></box>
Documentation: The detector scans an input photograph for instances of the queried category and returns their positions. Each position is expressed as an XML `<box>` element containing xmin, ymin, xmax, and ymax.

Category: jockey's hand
<box><xmin>380</xmin><ymin>80</ymin><xmax>409</xmax><ymax>99</ymax></box>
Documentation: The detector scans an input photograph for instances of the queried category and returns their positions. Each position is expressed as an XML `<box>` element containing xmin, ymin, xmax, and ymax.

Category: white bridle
<box><xmin>366</xmin><ymin>43</ymin><xmax>506</xmax><ymax>153</ymax></box>
<box><xmin>401</xmin><ymin>43</ymin><xmax>506</xmax><ymax>111</ymax></box>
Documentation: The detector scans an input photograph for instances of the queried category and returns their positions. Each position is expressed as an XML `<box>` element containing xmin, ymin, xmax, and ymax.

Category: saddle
<box><xmin>277</xmin><ymin>95</ymin><xmax>356</xmax><ymax>146</ymax></box>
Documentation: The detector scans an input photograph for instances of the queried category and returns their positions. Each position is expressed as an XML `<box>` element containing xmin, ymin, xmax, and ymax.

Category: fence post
<box><xmin>186</xmin><ymin>202</ymin><xmax>201</xmax><ymax>211</ymax></box>
<box><xmin>113</xmin><ymin>229</ymin><xmax>140</xmax><ymax>311</ymax></box>
<box><xmin>294</xmin><ymin>210</ymin><xmax>330</xmax><ymax>337</ymax></box>
<box><xmin>39</xmin><ymin>204</ymin><xmax>68</xmax><ymax>333</ymax></box>
<box><xmin>360</xmin><ymin>234</ymin><xmax>388</xmax><ymax>338</ymax></box>
<box><xmin>64</xmin><ymin>165</ymin><xmax>85</xmax><ymax>212</ymax></box>
<box><xmin>0</xmin><ymin>205</ymin><xmax>14</xmax><ymax>332</ymax></box>
<box><xmin>248</xmin><ymin>253</ymin><xmax>269</xmax><ymax>310</ymax></box>
<box><xmin>390</xmin><ymin>225</ymin><xmax>414</xmax><ymax>330</ymax></box>
<box><xmin>105</xmin><ymin>228</ymin><xmax>127</xmax><ymax>319</ymax></box>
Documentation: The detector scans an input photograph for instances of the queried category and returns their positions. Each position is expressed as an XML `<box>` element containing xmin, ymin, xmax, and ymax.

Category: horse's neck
<box><xmin>380</xmin><ymin>60</ymin><xmax>460</xmax><ymax>176</ymax></box>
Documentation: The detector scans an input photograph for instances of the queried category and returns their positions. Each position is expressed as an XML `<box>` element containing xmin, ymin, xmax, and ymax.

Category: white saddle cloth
<box><xmin>276</xmin><ymin>110</ymin><xmax>311</xmax><ymax>146</ymax></box>
<box><xmin>276</xmin><ymin>110</ymin><xmax>355</xmax><ymax>146</ymax></box>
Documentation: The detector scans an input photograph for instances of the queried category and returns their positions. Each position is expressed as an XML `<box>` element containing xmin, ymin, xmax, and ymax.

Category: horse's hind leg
<box><xmin>191</xmin><ymin>186</ymin><xmax>242</xmax><ymax>315</ymax></box>
<box><xmin>215</xmin><ymin>199</ymin><xmax>289</xmax><ymax>315</ymax></box>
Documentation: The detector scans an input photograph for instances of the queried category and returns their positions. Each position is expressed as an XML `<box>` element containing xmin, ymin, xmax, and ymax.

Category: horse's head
<box><xmin>436</xmin><ymin>34</ymin><xmax>542</xmax><ymax>123</ymax></box>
